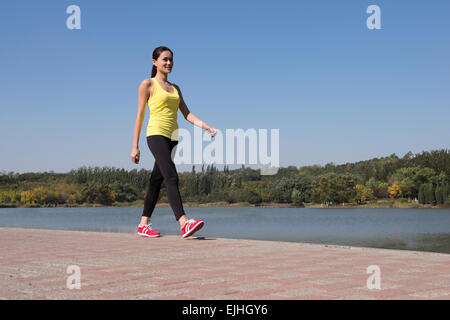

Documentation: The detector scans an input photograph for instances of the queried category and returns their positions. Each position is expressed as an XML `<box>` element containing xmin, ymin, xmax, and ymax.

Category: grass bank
<box><xmin>2</xmin><ymin>199</ymin><xmax>449</xmax><ymax>209</ymax></box>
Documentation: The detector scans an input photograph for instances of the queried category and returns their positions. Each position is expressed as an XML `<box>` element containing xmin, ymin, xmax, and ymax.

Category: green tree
<box><xmin>365</xmin><ymin>177</ymin><xmax>389</xmax><ymax>198</ymax></box>
<box><xmin>423</xmin><ymin>183</ymin><xmax>435</xmax><ymax>205</ymax></box>
<box><xmin>271</xmin><ymin>176</ymin><xmax>312</xmax><ymax>203</ymax></box>
<box><xmin>353</xmin><ymin>184</ymin><xmax>375</xmax><ymax>204</ymax></box>
<box><xmin>239</xmin><ymin>181</ymin><xmax>262</xmax><ymax>205</ymax></box>
<box><xmin>418</xmin><ymin>184</ymin><xmax>425</xmax><ymax>204</ymax></box>
<box><xmin>414</xmin><ymin>167</ymin><xmax>437</xmax><ymax>186</ymax></box>
<box><xmin>391</xmin><ymin>166</ymin><xmax>437</xmax><ymax>199</ymax></box>
<box><xmin>445</xmin><ymin>194</ymin><xmax>450</xmax><ymax>205</ymax></box>
<box><xmin>442</xmin><ymin>183</ymin><xmax>449</xmax><ymax>204</ymax></box>
<box><xmin>311</xmin><ymin>173</ymin><xmax>357</xmax><ymax>204</ymax></box>
<box><xmin>291</xmin><ymin>189</ymin><xmax>304</xmax><ymax>206</ymax></box>
<box><xmin>272</xmin><ymin>178</ymin><xmax>294</xmax><ymax>203</ymax></box>
<box><xmin>435</xmin><ymin>185</ymin><xmax>443</xmax><ymax>204</ymax></box>
<box><xmin>111</xmin><ymin>183</ymin><xmax>139</xmax><ymax>202</ymax></box>
<box><xmin>81</xmin><ymin>183</ymin><xmax>115</xmax><ymax>205</ymax></box>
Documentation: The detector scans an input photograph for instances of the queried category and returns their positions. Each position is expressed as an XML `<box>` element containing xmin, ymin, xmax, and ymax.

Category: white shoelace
<box><xmin>143</xmin><ymin>223</ymin><xmax>153</xmax><ymax>231</ymax></box>
<box><xmin>182</xmin><ymin>219</ymin><xmax>196</xmax><ymax>230</ymax></box>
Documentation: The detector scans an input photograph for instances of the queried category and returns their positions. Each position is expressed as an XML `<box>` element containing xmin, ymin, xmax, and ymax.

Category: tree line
<box><xmin>1</xmin><ymin>149</ymin><xmax>449</xmax><ymax>207</ymax></box>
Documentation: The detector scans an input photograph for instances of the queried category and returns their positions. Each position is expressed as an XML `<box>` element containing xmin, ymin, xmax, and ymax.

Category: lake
<box><xmin>1</xmin><ymin>206</ymin><xmax>450</xmax><ymax>254</ymax></box>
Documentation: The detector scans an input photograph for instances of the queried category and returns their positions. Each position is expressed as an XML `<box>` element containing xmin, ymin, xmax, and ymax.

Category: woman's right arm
<box><xmin>131</xmin><ymin>79</ymin><xmax>151</xmax><ymax>164</ymax></box>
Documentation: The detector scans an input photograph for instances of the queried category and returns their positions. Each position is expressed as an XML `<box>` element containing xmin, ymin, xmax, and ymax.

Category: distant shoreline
<box><xmin>1</xmin><ymin>199</ymin><xmax>449</xmax><ymax>209</ymax></box>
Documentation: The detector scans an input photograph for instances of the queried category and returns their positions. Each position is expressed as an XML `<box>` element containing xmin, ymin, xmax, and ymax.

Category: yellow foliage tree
<box><xmin>388</xmin><ymin>181</ymin><xmax>402</xmax><ymax>198</ymax></box>
<box><xmin>32</xmin><ymin>186</ymin><xmax>48</xmax><ymax>205</ymax></box>
<box><xmin>107</xmin><ymin>189</ymin><xmax>116</xmax><ymax>203</ymax></box>
<box><xmin>8</xmin><ymin>190</ymin><xmax>18</xmax><ymax>203</ymax></box>
<box><xmin>0</xmin><ymin>191</ymin><xmax>10</xmax><ymax>203</ymax></box>
<box><xmin>20</xmin><ymin>190</ymin><xmax>35</xmax><ymax>204</ymax></box>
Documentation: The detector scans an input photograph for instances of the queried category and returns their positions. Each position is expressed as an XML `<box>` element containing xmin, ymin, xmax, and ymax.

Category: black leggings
<box><xmin>142</xmin><ymin>135</ymin><xmax>185</xmax><ymax>221</ymax></box>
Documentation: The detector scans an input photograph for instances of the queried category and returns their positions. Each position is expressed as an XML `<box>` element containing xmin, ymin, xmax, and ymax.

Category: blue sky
<box><xmin>0</xmin><ymin>0</ymin><xmax>449</xmax><ymax>173</ymax></box>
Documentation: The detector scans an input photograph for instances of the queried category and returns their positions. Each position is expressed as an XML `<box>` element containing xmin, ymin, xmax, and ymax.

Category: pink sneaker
<box><xmin>181</xmin><ymin>218</ymin><xmax>204</xmax><ymax>238</ymax></box>
<box><xmin>137</xmin><ymin>223</ymin><xmax>160</xmax><ymax>238</ymax></box>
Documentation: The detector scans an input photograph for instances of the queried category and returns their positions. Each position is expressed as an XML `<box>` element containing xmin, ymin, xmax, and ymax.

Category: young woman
<box><xmin>131</xmin><ymin>46</ymin><xmax>217</xmax><ymax>238</ymax></box>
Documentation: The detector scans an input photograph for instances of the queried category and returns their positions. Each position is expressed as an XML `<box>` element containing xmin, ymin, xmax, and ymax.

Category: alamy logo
<box><xmin>66</xmin><ymin>5</ymin><xmax>81</xmax><ymax>30</ymax></box>
<box><xmin>366</xmin><ymin>265</ymin><xmax>381</xmax><ymax>290</ymax></box>
<box><xmin>171</xmin><ymin>122</ymin><xmax>280</xmax><ymax>175</ymax></box>
<box><xmin>366</xmin><ymin>5</ymin><xmax>381</xmax><ymax>30</ymax></box>
<box><xmin>66</xmin><ymin>265</ymin><xmax>81</xmax><ymax>289</ymax></box>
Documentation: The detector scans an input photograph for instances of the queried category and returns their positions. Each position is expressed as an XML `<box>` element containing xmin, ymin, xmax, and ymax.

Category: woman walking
<box><xmin>131</xmin><ymin>46</ymin><xmax>216</xmax><ymax>238</ymax></box>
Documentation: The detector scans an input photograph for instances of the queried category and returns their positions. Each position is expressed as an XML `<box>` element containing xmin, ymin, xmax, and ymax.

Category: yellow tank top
<box><xmin>146</xmin><ymin>77</ymin><xmax>180</xmax><ymax>140</ymax></box>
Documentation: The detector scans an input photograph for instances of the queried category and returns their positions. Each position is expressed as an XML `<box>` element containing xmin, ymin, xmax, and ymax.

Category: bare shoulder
<box><xmin>139</xmin><ymin>78</ymin><xmax>153</xmax><ymax>96</ymax></box>
<box><xmin>140</xmin><ymin>78</ymin><xmax>153</xmax><ymax>89</ymax></box>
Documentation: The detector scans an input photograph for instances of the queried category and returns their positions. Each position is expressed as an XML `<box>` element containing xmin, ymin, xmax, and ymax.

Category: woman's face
<box><xmin>153</xmin><ymin>50</ymin><xmax>173</xmax><ymax>75</ymax></box>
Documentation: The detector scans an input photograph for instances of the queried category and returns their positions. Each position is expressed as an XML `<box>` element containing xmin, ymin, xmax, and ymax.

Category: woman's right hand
<box><xmin>205</xmin><ymin>125</ymin><xmax>217</xmax><ymax>138</ymax></box>
<box><xmin>131</xmin><ymin>147</ymin><xmax>140</xmax><ymax>164</ymax></box>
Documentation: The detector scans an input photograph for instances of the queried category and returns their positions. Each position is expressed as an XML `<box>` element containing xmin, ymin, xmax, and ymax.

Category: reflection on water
<box><xmin>1</xmin><ymin>207</ymin><xmax>449</xmax><ymax>254</ymax></box>
<box><xmin>367</xmin><ymin>233</ymin><xmax>450</xmax><ymax>253</ymax></box>
<box><xmin>296</xmin><ymin>233</ymin><xmax>450</xmax><ymax>254</ymax></box>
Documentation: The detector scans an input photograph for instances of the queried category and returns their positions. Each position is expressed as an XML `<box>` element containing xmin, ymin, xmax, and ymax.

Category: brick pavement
<box><xmin>0</xmin><ymin>227</ymin><xmax>449</xmax><ymax>300</ymax></box>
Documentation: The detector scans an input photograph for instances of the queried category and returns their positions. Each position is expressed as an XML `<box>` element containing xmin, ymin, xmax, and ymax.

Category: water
<box><xmin>1</xmin><ymin>207</ymin><xmax>450</xmax><ymax>254</ymax></box>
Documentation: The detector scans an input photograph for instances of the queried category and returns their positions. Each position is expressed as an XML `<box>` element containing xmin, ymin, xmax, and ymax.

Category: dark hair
<box><xmin>151</xmin><ymin>46</ymin><xmax>173</xmax><ymax>78</ymax></box>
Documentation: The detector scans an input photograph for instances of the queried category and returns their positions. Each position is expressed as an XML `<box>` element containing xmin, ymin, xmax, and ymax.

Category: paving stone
<box><xmin>1</xmin><ymin>227</ymin><xmax>449</xmax><ymax>300</ymax></box>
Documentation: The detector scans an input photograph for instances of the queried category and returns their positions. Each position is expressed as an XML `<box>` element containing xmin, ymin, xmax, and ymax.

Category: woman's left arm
<box><xmin>174</xmin><ymin>84</ymin><xmax>217</xmax><ymax>138</ymax></box>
